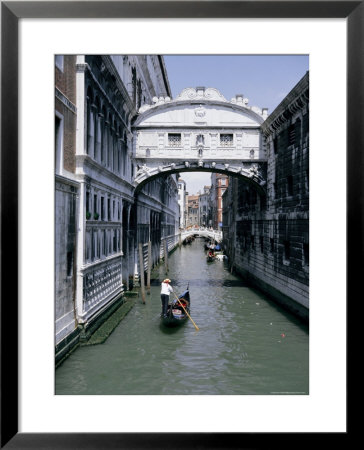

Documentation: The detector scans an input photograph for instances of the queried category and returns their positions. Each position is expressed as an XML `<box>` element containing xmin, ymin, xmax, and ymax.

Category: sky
<box><xmin>163</xmin><ymin>55</ymin><xmax>309</xmax><ymax>194</ymax></box>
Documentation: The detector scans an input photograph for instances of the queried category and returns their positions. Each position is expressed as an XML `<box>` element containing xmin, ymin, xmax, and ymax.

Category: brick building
<box><xmin>210</xmin><ymin>173</ymin><xmax>229</xmax><ymax>229</ymax></box>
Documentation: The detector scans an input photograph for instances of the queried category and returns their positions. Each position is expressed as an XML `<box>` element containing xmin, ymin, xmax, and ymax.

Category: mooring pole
<box><xmin>147</xmin><ymin>240</ymin><xmax>151</xmax><ymax>294</ymax></box>
<box><xmin>138</xmin><ymin>243</ymin><xmax>146</xmax><ymax>304</ymax></box>
<box><xmin>164</xmin><ymin>238</ymin><xmax>168</xmax><ymax>274</ymax></box>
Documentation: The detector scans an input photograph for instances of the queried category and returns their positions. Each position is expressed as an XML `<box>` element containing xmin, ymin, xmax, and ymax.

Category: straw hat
<box><xmin>163</xmin><ymin>279</ymin><xmax>171</xmax><ymax>283</ymax></box>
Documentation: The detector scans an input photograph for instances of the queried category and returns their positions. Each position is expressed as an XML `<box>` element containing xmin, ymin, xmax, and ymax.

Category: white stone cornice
<box><xmin>176</xmin><ymin>87</ymin><xmax>228</xmax><ymax>102</ymax></box>
<box><xmin>136</xmin><ymin>86</ymin><xmax>266</xmax><ymax>123</ymax></box>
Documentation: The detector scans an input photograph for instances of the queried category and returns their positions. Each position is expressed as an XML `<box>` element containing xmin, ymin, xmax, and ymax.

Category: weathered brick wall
<box><xmin>55</xmin><ymin>56</ymin><xmax>76</xmax><ymax>104</ymax></box>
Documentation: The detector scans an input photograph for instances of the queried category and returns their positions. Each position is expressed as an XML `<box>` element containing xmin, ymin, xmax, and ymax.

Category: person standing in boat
<box><xmin>160</xmin><ymin>278</ymin><xmax>173</xmax><ymax>318</ymax></box>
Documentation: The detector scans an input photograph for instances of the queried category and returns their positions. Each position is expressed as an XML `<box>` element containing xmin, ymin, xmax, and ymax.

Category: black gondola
<box><xmin>206</xmin><ymin>251</ymin><xmax>215</xmax><ymax>262</ymax></box>
<box><xmin>161</xmin><ymin>288</ymin><xmax>190</xmax><ymax>327</ymax></box>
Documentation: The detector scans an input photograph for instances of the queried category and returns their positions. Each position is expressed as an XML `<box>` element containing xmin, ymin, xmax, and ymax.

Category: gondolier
<box><xmin>160</xmin><ymin>279</ymin><xmax>173</xmax><ymax>318</ymax></box>
<box><xmin>161</xmin><ymin>284</ymin><xmax>196</xmax><ymax>329</ymax></box>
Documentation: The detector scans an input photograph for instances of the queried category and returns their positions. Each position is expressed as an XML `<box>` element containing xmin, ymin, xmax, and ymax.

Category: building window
<box><xmin>288</xmin><ymin>123</ymin><xmax>296</xmax><ymax>146</ymax></box>
<box><xmin>287</xmin><ymin>175</ymin><xmax>293</xmax><ymax>196</ymax></box>
<box><xmin>101</xmin><ymin>196</ymin><xmax>105</xmax><ymax>221</ymax></box>
<box><xmin>132</xmin><ymin>67</ymin><xmax>137</xmax><ymax>106</ymax></box>
<box><xmin>55</xmin><ymin>55</ymin><xmax>64</xmax><ymax>71</ymax></box>
<box><xmin>93</xmin><ymin>194</ymin><xmax>98</xmax><ymax>219</ymax></box>
<box><xmin>168</xmin><ymin>133</ymin><xmax>181</xmax><ymax>147</ymax></box>
<box><xmin>270</xmin><ymin>238</ymin><xmax>274</xmax><ymax>253</ymax></box>
<box><xmin>137</xmin><ymin>79</ymin><xmax>142</xmax><ymax>110</ymax></box>
<box><xmin>260</xmin><ymin>236</ymin><xmax>264</xmax><ymax>253</ymax></box>
<box><xmin>272</xmin><ymin>182</ymin><xmax>276</xmax><ymax>199</ymax></box>
<box><xmin>273</xmin><ymin>136</ymin><xmax>278</xmax><ymax>155</ymax></box>
<box><xmin>220</xmin><ymin>133</ymin><xmax>233</xmax><ymax>147</ymax></box>
<box><xmin>284</xmin><ymin>240</ymin><xmax>290</xmax><ymax>262</ymax></box>
<box><xmin>303</xmin><ymin>243</ymin><xmax>309</xmax><ymax>266</ymax></box>
<box><xmin>66</xmin><ymin>251</ymin><xmax>73</xmax><ymax>276</ymax></box>
<box><xmin>55</xmin><ymin>113</ymin><xmax>63</xmax><ymax>174</ymax></box>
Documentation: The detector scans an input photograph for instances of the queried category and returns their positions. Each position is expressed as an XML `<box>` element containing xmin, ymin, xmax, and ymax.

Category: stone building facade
<box><xmin>222</xmin><ymin>72</ymin><xmax>309</xmax><ymax>319</ymax></box>
<box><xmin>186</xmin><ymin>195</ymin><xmax>199</xmax><ymax>227</ymax></box>
<box><xmin>55</xmin><ymin>55</ymin><xmax>80</xmax><ymax>360</ymax></box>
<box><xmin>55</xmin><ymin>55</ymin><xmax>175</xmax><ymax>365</ymax></box>
<box><xmin>199</xmin><ymin>186</ymin><xmax>211</xmax><ymax>227</ymax></box>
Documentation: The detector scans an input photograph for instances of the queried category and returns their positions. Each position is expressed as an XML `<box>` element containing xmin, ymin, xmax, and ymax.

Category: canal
<box><xmin>55</xmin><ymin>238</ymin><xmax>309</xmax><ymax>395</ymax></box>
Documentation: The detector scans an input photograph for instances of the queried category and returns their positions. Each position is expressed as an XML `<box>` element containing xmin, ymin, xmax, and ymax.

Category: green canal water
<box><xmin>55</xmin><ymin>238</ymin><xmax>309</xmax><ymax>395</ymax></box>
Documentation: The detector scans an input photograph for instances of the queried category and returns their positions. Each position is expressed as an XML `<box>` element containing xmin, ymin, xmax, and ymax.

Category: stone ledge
<box><xmin>83</xmin><ymin>298</ymin><xmax>135</xmax><ymax>346</ymax></box>
<box><xmin>55</xmin><ymin>327</ymin><xmax>80</xmax><ymax>369</ymax></box>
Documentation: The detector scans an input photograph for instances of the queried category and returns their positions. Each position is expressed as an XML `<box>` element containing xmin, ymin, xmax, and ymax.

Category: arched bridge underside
<box><xmin>182</xmin><ymin>228</ymin><xmax>223</xmax><ymax>243</ymax></box>
<box><xmin>133</xmin><ymin>164</ymin><xmax>266</xmax><ymax>195</ymax></box>
<box><xmin>132</xmin><ymin>87</ymin><xmax>268</xmax><ymax>194</ymax></box>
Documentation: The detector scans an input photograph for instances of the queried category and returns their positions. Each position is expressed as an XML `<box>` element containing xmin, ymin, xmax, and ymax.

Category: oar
<box><xmin>173</xmin><ymin>292</ymin><xmax>199</xmax><ymax>331</ymax></box>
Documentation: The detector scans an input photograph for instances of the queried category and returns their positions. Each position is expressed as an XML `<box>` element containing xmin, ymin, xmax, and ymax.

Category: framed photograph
<box><xmin>2</xmin><ymin>1</ymin><xmax>360</xmax><ymax>448</ymax></box>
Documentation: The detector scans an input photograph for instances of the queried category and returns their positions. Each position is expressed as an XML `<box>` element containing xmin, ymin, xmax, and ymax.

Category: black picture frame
<box><xmin>1</xmin><ymin>1</ymin><xmax>359</xmax><ymax>448</ymax></box>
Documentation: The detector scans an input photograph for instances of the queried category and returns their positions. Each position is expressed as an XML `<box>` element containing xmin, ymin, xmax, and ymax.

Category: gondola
<box><xmin>161</xmin><ymin>288</ymin><xmax>190</xmax><ymax>327</ymax></box>
<box><xmin>206</xmin><ymin>252</ymin><xmax>215</xmax><ymax>262</ymax></box>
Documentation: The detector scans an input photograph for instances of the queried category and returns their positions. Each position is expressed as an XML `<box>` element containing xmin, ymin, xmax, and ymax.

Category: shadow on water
<box><xmin>159</xmin><ymin>322</ymin><xmax>187</xmax><ymax>334</ymax></box>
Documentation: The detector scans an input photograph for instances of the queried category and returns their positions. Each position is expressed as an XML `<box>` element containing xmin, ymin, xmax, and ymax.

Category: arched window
<box><xmin>117</xmin><ymin>125</ymin><xmax>122</xmax><ymax>174</ymax></box>
<box><xmin>122</xmin><ymin>131</ymin><xmax>127</xmax><ymax>176</ymax></box>
<box><xmin>295</xmin><ymin>118</ymin><xmax>302</xmax><ymax>146</ymax></box>
<box><xmin>132</xmin><ymin>67</ymin><xmax>137</xmax><ymax>106</ymax></box>
<box><xmin>100</xmin><ymin>105</ymin><xmax>107</xmax><ymax>164</ymax></box>
<box><xmin>94</xmin><ymin>97</ymin><xmax>101</xmax><ymax>162</ymax></box>
<box><xmin>105</xmin><ymin>112</ymin><xmax>112</xmax><ymax>168</ymax></box>
<box><xmin>86</xmin><ymin>86</ymin><xmax>94</xmax><ymax>156</ymax></box>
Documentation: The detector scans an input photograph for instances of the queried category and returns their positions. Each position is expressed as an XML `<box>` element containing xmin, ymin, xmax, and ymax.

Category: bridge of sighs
<box><xmin>132</xmin><ymin>87</ymin><xmax>269</xmax><ymax>194</ymax></box>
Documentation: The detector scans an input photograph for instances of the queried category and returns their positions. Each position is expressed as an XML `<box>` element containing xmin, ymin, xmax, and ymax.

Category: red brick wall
<box><xmin>55</xmin><ymin>55</ymin><xmax>76</xmax><ymax>104</ymax></box>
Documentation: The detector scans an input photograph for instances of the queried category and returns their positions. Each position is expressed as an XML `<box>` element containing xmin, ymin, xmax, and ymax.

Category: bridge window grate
<box><xmin>168</xmin><ymin>133</ymin><xmax>181</xmax><ymax>147</ymax></box>
<box><xmin>220</xmin><ymin>134</ymin><xmax>233</xmax><ymax>147</ymax></box>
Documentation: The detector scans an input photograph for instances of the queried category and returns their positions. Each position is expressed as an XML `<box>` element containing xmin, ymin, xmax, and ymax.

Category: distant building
<box><xmin>199</xmin><ymin>185</ymin><xmax>211</xmax><ymax>227</ymax></box>
<box><xmin>187</xmin><ymin>194</ymin><xmax>199</xmax><ymax>227</ymax></box>
<box><xmin>210</xmin><ymin>173</ymin><xmax>229</xmax><ymax>229</ymax></box>
<box><xmin>177</xmin><ymin>178</ymin><xmax>187</xmax><ymax>228</ymax></box>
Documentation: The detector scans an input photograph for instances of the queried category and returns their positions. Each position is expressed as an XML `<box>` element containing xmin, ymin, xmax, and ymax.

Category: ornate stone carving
<box><xmin>136</xmin><ymin>164</ymin><xmax>150</xmax><ymax>177</ymax></box>
<box><xmin>248</xmin><ymin>164</ymin><xmax>262</xmax><ymax>178</ymax></box>
<box><xmin>194</xmin><ymin>106</ymin><xmax>206</xmax><ymax>118</ymax></box>
<box><xmin>176</xmin><ymin>87</ymin><xmax>228</xmax><ymax>102</ymax></box>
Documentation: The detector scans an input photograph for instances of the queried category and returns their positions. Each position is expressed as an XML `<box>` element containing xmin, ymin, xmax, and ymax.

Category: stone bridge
<box><xmin>181</xmin><ymin>228</ymin><xmax>222</xmax><ymax>243</ymax></box>
<box><xmin>132</xmin><ymin>87</ymin><xmax>268</xmax><ymax>194</ymax></box>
